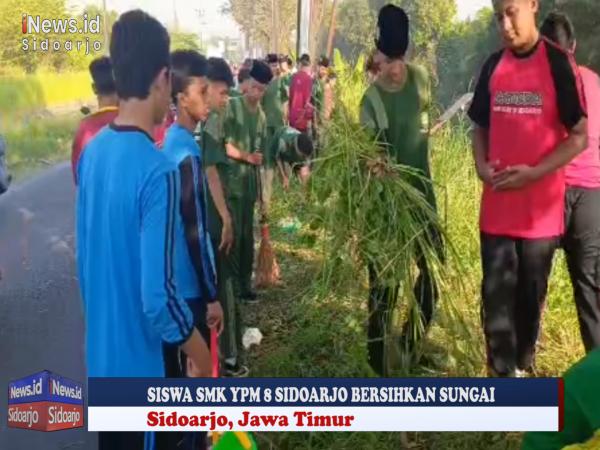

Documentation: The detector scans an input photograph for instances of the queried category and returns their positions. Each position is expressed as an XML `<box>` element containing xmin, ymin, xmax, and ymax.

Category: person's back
<box><xmin>289</xmin><ymin>57</ymin><xmax>314</xmax><ymax>132</ymax></box>
<box><xmin>77</xmin><ymin>125</ymin><xmax>183</xmax><ymax>377</ymax></box>
<box><xmin>566</xmin><ymin>66</ymin><xmax>600</xmax><ymax>188</ymax></box>
<box><xmin>72</xmin><ymin>56</ymin><xmax>118</xmax><ymax>184</ymax></box>
<box><xmin>72</xmin><ymin>109</ymin><xmax>118</xmax><ymax>179</ymax></box>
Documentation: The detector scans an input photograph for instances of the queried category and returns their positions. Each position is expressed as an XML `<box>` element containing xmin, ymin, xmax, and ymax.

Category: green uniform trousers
<box><xmin>207</xmin><ymin>198</ymin><xmax>243</xmax><ymax>367</ymax></box>
<box><xmin>233</xmin><ymin>193</ymin><xmax>256</xmax><ymax>297</ymax></box>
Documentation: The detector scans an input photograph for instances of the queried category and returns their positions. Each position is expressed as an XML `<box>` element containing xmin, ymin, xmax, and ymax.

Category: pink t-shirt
<box><xmin>566</xmin><ymin>66</ymin><xmax>600</xmax><ymax>188</ymax></box>
<box><xmin>482</xmin><ymin>41</ymin><xmax>569</xmax><ymax>238</ymax></box>
<box><xmin>289</xmin><ymin>71</ymin><xmax>314</xmax><ymax>132</ymax></box>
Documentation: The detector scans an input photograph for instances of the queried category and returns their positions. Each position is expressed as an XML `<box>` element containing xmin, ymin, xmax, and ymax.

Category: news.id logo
<box><xmin>8</xmin><ymin>370</ymin><xmax>84</xmax><ymax>431</ymax></box>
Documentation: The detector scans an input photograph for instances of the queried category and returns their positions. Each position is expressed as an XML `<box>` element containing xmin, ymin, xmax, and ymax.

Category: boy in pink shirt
<box><xmin>288</xmin><ymin>54</ymin><xmax>314</xmax><ymax>133</ymax></box>
<box><xmin>542</xmin><ymin>12</ymin><xmax>600</xmax><ymax>352</ymax></box>
<box><xmin>468</xmin><ymin>0</ymin><xmax>588</xmax><ymax>377</ymax></box>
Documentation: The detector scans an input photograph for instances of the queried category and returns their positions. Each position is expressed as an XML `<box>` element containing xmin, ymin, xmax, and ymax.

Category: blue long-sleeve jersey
<box><xmin>76</xmin><ymin>123</ymin><xmax>193</xmax><ymax>377</ymax></box>
<box><xmin>162</xmin><ymin>123</ymin><xmax>217</xmax><ymax>303</ymax></box>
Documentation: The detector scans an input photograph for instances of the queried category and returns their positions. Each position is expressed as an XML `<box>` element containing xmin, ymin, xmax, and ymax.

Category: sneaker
<box><xmin>241</xmin><ymin>291</ymin><xmax>259</xmax><ymax>305</ymax></box>
<box><xmin>223</xmin><ymin>363</ymin><xmax>250</xmax><ymax>378</ymax></box>
<box><xmin>516</xmin><ymin>365</ymin><xmax>535</xmax><ymax>378</ymax></box>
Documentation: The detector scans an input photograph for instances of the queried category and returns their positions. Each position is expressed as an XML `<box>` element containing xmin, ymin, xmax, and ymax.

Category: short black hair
<box><xmin>297</xmin><ymin>133</ymin><xmax>314</xmax><ymax>158</ymax></box>
<box><xmin>278</xmin><ymin>54</ymin><xmax>288</xmax><ymax>64</ymax></box>
<box><xmin>541</xmin><ymin>12</ymin><xmax>576</xmax><ymax>51</ymax></box>
<box><xmin>170</xmin><ymin>49</ymin><xmax>208</xmax><ymax>104</ymax></box>
<box><xmin>318</xmin><ymin>56</ymin><xmax>330</xmax><ymax>68</ymax></box>
<box><xmin>110</xmin><ymin>10</ymin><xmax>170</xmax><ymax>100</ymax></box>
<box><xmin>238</xmin><ymin>68</ymin><xmax>251</xmax><ymax>84</ymax></box>
<box><xmin>89</xmin><ymin>56</ymin><xmax>116</xmax><ymax>96</ymax></box>
<box><xmin>299</xmin><ymin>53</ymin><xmax>311</xmax><ymax>67</ymax></box>
<box><xmin>250</xmin><ymin>60</ymin><xmax>273</xmax><ymax>85</ymax></box>
<box><xmin>207</xmin><ymin>57</ymin><xmax>234</xmax><ymax>88</ymax></box>
<box><xmin>266</xmin><ymin>53</ymin><xmax>279</xmax><ymax>64</ymax></box>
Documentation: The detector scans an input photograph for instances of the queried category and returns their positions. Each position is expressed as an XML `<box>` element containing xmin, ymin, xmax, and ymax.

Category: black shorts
<box><xmin>163</xmin><ymin>298</ymin><xmax>210</xmax><ymax>378</ymax></box>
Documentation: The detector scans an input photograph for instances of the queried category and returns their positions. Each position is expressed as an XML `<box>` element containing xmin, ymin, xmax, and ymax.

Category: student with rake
<box><xmin>202</xmin><ymin>57</ymin><xmax>250</xmax><ymax>378</ymax></box>
<box><xmin>222</xmin><ymin>60</ymin><xmax>273</xmax><ymax>307</ymax></box>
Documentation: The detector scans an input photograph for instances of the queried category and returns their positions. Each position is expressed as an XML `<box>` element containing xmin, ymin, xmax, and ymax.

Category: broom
<box><xmin>255</xmin><ymin>167</ymin><xmax>281</xmax><ymax>289</ymax></box>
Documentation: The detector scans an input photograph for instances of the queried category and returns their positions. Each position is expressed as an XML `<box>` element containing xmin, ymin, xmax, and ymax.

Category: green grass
<box><xmin>0</xmin><ymin>71</ymin><xmax>93</xmax><ymax>124</ymax></box>
<box><xmin>2</xmin><ymin>112</ymin><xmax>80</xmax><ymax>180</ymax></box>
<box><xmin>244</xmin><ymin>120</ymin><xmax>584</xmax><ymax>450</ymax></box>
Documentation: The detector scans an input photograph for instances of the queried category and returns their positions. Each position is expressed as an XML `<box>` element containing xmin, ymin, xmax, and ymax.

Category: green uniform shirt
<box><xmin>270</xmin><ymin>126</ymin><xmax>304</xmax><ymax>167</ymax></box>
<box><xmin>281</xmin><ymin>73</ymin><xmax>292</xmax><ymax>95</ymax></box>
<box><xmin>201</xmin><ymin>110</ymin><xmax>240</xmax><ymax>240</ymax></box>
<box><xmin>223</xmin><ymin>96</ymin><xmax>266</xmax><ymax>202</ymax></box>
<box><xmin>262</xmin><ymin>77</ymin><xmax>288</xmax><ymax>129</ymax></box>
<box><xmin>359</xmin><ymin>63</ymin><xmax>433</xmax><ymax>203</ymax></box>
<box><xmin>229</xmin><ymin>87</ymin><xmax>242</xmax><ymax>98</ymax></box>
<box><xmin>521</xmin><ymin>349</ymin><xmax>600</xmax><ymax>450</ymax></box>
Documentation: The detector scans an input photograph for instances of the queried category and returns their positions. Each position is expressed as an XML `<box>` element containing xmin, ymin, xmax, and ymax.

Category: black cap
<box><xmin>375</xmin><ymin>4</ymin><xmax>409</xmax><ymax>59</ymax></box>
<box><xmin>250</xmin><ymin>60</ymin><xmax>273</xmax><ymax>85</ymax></box>
<box><xmin>318</xmin><ymin>56</ymin><xmax>330</xmax><ymax>68</ymax></box>
<box><xmin>266</xmin><ymin>53</ymin><xmax>279</xmax><ymax>64</ymax></box>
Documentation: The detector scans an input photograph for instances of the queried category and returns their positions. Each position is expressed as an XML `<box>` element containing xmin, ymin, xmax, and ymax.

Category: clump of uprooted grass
<box><xmin>299</xmin><ymin>51</ymin><xmax>475</xmax><ymax>377</ymax></box>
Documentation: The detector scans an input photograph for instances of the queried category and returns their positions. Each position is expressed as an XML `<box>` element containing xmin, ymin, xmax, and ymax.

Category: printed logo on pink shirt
<box><xmin>493</xmin><ymin>91</ymin><xmax>543</xmax><ymax>115</ymax></box>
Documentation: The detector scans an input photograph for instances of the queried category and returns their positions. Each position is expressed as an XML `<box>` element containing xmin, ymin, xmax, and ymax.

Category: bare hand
<box><xmin>207</xmin><ymin>301</ymin><xmax>224</xmax><ymax>336</ymax></box>
<box><xmin>299</xmin><ymin>166</ymin><xmax>311</xmax><ymax>185</ymax></box>
<box><xmin>492</xmin><ymin>164</ymin><xmax>537</xmax><ymax>191</ymax></box>
<box><xmin>187</xmin><ymin>357</ymin><xmax>211</xmax><ymax>378</ymax></box>
<box><xmin>219</xmin><ymin>219</ymin><xmax>234</xmax><ymax>255</ymax></box>
<box><xmin>477</xmin><ymin>159</ymin><xmax>501</xmax><ymax>185</ymax></box>
<box><xmin>282</xmin><ymin>177</ymin><xmax>290</xmax><ymax>191</ymax></box>
<box><xmin>247</xmin><ymin>152</ymin><xmax>263</xmax><ymax>166</ymax></box>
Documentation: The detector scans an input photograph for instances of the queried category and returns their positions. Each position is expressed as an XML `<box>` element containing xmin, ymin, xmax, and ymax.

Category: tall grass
<box><xmin>0</xmin><ymin>71</ymin><xmax>93</xmax><ymax>124</ymax></box>
<box><xmin>2</xmin><ymin>113</ymin><xmax>80</xmax><ymax>179</ymax></box>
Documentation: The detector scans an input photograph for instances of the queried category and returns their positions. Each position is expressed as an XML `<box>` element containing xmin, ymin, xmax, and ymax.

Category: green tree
<box><xmin>436</xmin><ymin>7</ymin><xmax>498</xmax><ymax>107</ymax></box>
<box><xmin>0</xmin><ymin>0</ymin><xmax>68</xmax><ymax>73</ymax></box>
<box><xmin>223</xmin><ymin>0</ymin><xmax>297</xmax><ymax>54</ymax></box>
<box><xmin>336</xmin><ymin>0</ymin><xmax>376</xmax><ymax>58</ymax></box>
<box><xmin>396</xmin><ymin>0</ymin><xmax>458</xmax><ymax>78</ymax></box>
<box><xmin>170</xmin><ymin>31</ymin><xmax>203</xmax><ymax>52</ymax></box>
<box><xmin>539</xmin><ymin>0</ymin><xmax>600</xmax><ymax>73</ymax></box>
<box><xmin>0</xmin><ymin>0</ymin><xmax>119</xmax><ymax>73</ymax></box>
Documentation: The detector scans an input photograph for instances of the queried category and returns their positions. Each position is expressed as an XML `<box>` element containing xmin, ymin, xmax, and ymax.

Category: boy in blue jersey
<box><xmin>76</xmin><ymin>10</ymin><xmax>211</xmax><ymax>450</ymax></box>
<box><xmin>162</xmin><ymin>50</ymin><xmax>224</xmax><ymax>377</ymax></box>
<box><xmin>161</xmin><ymin>49</ymin><xmax>224</xmax><ymax>450</ymax></box>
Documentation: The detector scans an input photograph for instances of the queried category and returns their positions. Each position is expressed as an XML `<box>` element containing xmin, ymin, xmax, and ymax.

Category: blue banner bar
<box><xmin>9</xmin><ymin>370</ymin><xmax>83</xmax><ymax>405</ymax></box>
<box><xmin>88</xmin><ymin>378</ymin><xmax>561</xmax><ymax>407</ymax></box>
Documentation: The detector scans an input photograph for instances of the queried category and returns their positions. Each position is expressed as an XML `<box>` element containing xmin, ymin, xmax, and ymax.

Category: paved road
<box><xmin>0</xmin><ymin>163</ymin><xmax>97</xmax><ymax>450</ymax></box>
